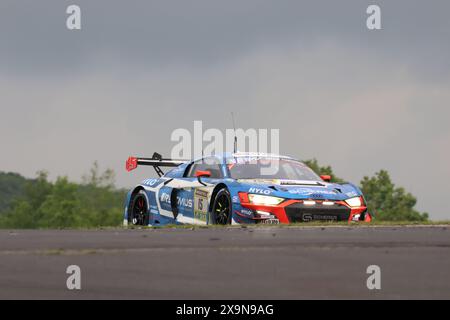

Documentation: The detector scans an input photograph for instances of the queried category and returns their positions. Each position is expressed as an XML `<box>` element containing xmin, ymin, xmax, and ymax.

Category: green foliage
<box><xmin>0</xmin><ymin>164</ymin><xmax>126</xmax><ymax>229</ymax></box>
<box><xmin>0</xmin><ymin>172</ymin><xmax>29</xmax><ymax>213</ymax></box>
<box><xmin>303</xmin><ymin>159</ymin><xmax>345</xmax><ymax>183</ymax></box>
<box><xmin>360</xmin><ymin>170</ymin><xmax>428</xmax><ymax>221</ymax></box>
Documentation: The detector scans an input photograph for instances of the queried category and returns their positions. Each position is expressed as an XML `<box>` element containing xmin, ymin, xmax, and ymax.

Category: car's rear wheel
<box><xmin>211</xmin><ymin>188</ymin><xmax>232</xmax><ymax>225</ymax></box>
<box><xmin>129</xmin><ymin>190</ymin><xmax>149</xmax><ymax>226</ymax></box>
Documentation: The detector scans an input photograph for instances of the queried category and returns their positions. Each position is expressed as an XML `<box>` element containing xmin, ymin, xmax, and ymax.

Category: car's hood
<box><xmin>236</xmin><ymin>178</ymin><xmax>361</xmax><ymax>201</ymax></box>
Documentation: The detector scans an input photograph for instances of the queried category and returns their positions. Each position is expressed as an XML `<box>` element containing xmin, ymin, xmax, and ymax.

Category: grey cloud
<box><xmin>1</xmin><ymin>1</ymin><xmax>450</xmax><ymax>80</ymax></box>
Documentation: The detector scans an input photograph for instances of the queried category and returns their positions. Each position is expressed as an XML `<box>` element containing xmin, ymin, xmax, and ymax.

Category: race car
<box><xmin>124</xmin><ymin>152</ymin><xmax>372</xmax><ymax>226</ymax></box>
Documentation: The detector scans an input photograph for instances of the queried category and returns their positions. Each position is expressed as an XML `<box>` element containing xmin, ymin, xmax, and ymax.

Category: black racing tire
<box><xmin>129</xmin><ymin>190</ymin><xmax>149</xmax><ymax>226</ymax></box>
<box><xmin>210</xmin><ymin>188</ymin><xmax>232</xmax><ymax>225</ymax></box>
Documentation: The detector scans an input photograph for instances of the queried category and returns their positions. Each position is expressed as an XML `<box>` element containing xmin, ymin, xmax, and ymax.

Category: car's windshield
<box><xmin>228</xmin><ymin>157</ymin><xmax>321</xmax><ymax>181</ymax></box>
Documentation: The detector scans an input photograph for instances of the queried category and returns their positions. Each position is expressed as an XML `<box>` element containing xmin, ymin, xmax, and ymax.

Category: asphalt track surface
<box><xmin>1</xmin><ymin>226</ymin><xmax>450</xmax><ymax>299</ymax></box>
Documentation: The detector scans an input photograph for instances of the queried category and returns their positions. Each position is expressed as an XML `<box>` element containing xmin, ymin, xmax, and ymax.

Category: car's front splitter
<box><xmin>237</xmin><ymin>199</ymin><xmax>371</xmax><ymax>224</ymax></box>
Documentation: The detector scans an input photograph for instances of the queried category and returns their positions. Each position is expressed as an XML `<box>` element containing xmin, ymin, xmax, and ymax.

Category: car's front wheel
<box><xmin>129</xmin><ymin>190</ymin><xmax>149</xmax><ymax>226</ymax></box>
<box><xmin>210</xmin><ymin>188</ymin><xmax>232</xmax><ymax>225</ymax></box>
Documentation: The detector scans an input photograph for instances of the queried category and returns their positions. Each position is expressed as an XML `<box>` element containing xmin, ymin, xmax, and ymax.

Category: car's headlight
<box><xmin>248</xmin><ymin>194</ymin><xmax>284</xmax><ymax>206</ymax></box>
<box><xmin>345</xmin><ymin>196</ymin><xmax>362</xmax><ymax>207</ymax></box>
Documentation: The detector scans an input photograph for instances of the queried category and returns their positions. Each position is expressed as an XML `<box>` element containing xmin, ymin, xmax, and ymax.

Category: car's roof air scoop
<box><xmin>279</xmin><ymin>180</ymin><xmax>325</xmax><ymax>186</ymax></box>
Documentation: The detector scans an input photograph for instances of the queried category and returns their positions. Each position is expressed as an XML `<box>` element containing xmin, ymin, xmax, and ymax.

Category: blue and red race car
<box><xmin>124</xmin><ymin>152</ymin><xmax>372</xmax><ymax>226</ymax></box>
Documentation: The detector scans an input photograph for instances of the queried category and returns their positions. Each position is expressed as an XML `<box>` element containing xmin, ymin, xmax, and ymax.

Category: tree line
<box><xmin>0</xmin><ymin>163</ymin><xmax>125</xmax><ymax>228</ymax></box>
<box><xmin>0</xmin><ymin>160</ymin><xmax>428</xmax><ymax>228</ymax></box>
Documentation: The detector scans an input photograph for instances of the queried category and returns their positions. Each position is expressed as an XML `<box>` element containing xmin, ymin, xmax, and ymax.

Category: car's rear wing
<box><xmin>126</xmin><ymin>152</ymin><xmax>187</xmax><ymax>176</ymax></box>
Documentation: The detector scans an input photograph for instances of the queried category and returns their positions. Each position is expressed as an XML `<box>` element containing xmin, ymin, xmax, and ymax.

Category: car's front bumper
<box><xmin>235</xmin><ymin>199</ymin><xmax>371</xmax><ymax>224</ymax></box>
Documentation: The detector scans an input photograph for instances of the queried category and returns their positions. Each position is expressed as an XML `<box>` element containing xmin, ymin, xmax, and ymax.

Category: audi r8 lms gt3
<box><xmin>124</xmin><ymin>152</ymin><xmax>372</xmax><ymax>226</ymax></box>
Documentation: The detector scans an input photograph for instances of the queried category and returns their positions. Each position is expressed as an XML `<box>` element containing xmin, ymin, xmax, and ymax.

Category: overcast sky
<box><xmin>1</xmin><ymin>1</ymin><xmax>449</xmax><ymax>219</ymax></box>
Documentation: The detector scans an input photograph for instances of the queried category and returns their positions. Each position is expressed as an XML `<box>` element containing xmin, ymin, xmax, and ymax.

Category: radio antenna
<box><xmin>231</xmin><ymin>112</ymin><xmax>237</xmax><ymax>154</ymax></box>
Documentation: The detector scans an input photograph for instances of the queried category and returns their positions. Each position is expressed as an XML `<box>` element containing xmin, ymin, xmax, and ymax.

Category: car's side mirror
<box><xmin>195</xmin><ymin>170</ymin><xmax>211</xmax><ymax>178</ymax></box>
<box><xmin>320</xmin><ymin>175</ymin><xmax>331</xmax><ymax>182</ymax></box>
<box><xmin>195</xmin><ymin>170</ymin><xmax>211</xmax><ymax>186</ymax></box>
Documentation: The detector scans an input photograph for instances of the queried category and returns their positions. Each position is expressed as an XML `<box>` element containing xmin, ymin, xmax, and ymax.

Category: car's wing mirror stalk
<box><xmin>195</xmin><ymin>170</ymin><xmax>211</xmax><ymax>186</ymax></box>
